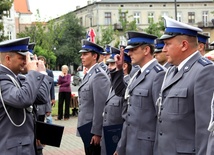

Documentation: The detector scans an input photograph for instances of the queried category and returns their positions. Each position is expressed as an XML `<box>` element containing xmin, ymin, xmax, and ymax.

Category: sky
<box><xmin>28</xmin><ymin>0</ymin><xmax>90</xmax><ymax>21</ymax></box>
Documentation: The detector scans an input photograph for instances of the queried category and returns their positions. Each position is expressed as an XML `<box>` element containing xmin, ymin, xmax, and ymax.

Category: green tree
<box><xmin>144</xmin><ymin>17</ymin><xmax>165</xmax><ymax>38</ymax></box>
<box><xmin>98</xmin><ymin>8</ymin><xmax>138</xmax><ymax>48</ymax></box>
<box><xmin>55</xmin><ymin>13</ymin><xmax>85</xmax><ymax>69</ymax></box>
<box><xmin>0</xmin><ymin>0</ymin><xmax>13</xmax><ymax>41</ymax></box>
<box><xmin>97</xmin><ymin>25</ymin><xmax>114</xmax><ymax>47</ymax></box>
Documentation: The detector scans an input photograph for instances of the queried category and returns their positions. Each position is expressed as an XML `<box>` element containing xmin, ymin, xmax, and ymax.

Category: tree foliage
<box><xmin>97</xmin><ymin>25</ymin><xmax>114</xmax><ymax>47</ymax></box>
<box><xmin>0</xmin><ymin>0</ymin><xmax>13</xmax><ymax>41</ymax></box>
<box><xmin>144</xmin><ymin>17</ymin><xmax>165</xmax><ymax>37</ymax></box>
<box><xmin>55</xmin><ymin>13</ymin><xmax>86</xmax><ymax>68</ymax></box>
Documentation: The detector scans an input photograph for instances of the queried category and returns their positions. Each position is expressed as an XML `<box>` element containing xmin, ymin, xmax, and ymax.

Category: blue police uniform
<box><xmin>77</xmin><ymin>40</ymin><xmax>110</xmax><ymax>155</ymax></box>
<box><xmin>155</xmin><ymin>16</ymin><xmax>214</xmax><ymax>155</ymax></box>
<box><xmin>111</xmin><ymin>32</ymin><xmax>165</xmax><ymax>155</ymax></box>
<box><xmin>0</xmin><ymin>37</ymin><xmax>52</xmax><ymax>155</ymax></box>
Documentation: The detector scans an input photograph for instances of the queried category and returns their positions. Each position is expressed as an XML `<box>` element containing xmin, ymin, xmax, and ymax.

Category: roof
<box><xmin>100</xmin><ymin>0</ymin><xmax>213</xmax><ymax>2</ymax></box>
<box><xmin>14</xmin><ymin>0</ymin><xmax>32</xmax><ymax>14</ymax></box>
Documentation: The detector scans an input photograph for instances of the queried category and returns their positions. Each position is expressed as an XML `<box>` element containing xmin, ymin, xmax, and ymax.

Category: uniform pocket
<box><xmin>176</xmin><ymin>139</ymin><xmax>195</xmax><ymax>154</ymax></box>
<box><xmin>166</xmin><ymin>88</ymin><xmax>188</xmax><ymax>114</ymax></box>
<box><xmin>6</xmin><ymin>136</ymin><xmax>32</xmax><ymax>155</ymax></box>
<box><xmin>131</xmin><ymin>88</ymin><xmax>149</xmax><ymax>109</ymax></box>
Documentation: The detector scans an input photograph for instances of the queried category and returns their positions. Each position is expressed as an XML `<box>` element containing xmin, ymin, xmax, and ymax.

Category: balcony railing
<box><xmin>197</xmin><ymin>21</ymin><xmax>214</xmax><ymax>27</ymax></box>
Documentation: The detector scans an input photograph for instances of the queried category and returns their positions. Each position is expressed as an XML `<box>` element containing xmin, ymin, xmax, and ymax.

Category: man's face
<box><xmin>80</xmin><ymin>52</ymin><xmax>96</xmax><ymax>69</ymax></box>
<box><xmin>128</xmin><ymin>46</ymin><xmax>146</xmax><ymax>66</ymax></box>
<box><xmin>154</xmin><ymin>51</ymin><xmax>168</xmax><ymax>65</ymax></box>
<box><xmin>162</xmin><ymin>37</ymin><xmax>182</xmax><ymax>66</ymax></box>
<box><xmin>9</xmin><ymin>53</ymin><xmax>26</xmax><ymax>75</ymax></box>
<box><xmin>108</xmin><ymin>62</ymin><xmax>116</xmax><ymax>71</ymax></box>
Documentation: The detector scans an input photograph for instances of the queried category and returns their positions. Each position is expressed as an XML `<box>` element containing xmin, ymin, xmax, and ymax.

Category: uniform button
<box><xmin>159</xmin><ymin>119</ymin><xmax>162</xmax><ymax>123</ymax></box>
<box><xmin>37</xmin><ymin>77</ymin><xmax>41</xmax><ymax>80</ymax></box>
<box><xmin>147</xmin><ymin>137</ymin><xmax>150</xmax><ymax>139</ymax></box>
<box><xmin>128</xmin><ymin>114</ymin><xmax>130</xmax><ymax>116</ymax></box>
<box><xmin>128</xmin><ymin>124</ymin><xmax>130</xmax><ymax>126</ymax></box>
<box><xmin>105</xmin><ymin>112</ymin><xmax>107</xmax><ymax>114</ymax></box>
<box><xmin>159</xmin><ymin>132</ymin><xmax>163</xmax><ymax>136</ymax></box>
<box><xmin>161</xmin><ymin>107</ymin><xmax>163</xmax><ymax>110</ymax></box>
<box><xmin>129</xmin><ymin>104</ymin><xmax>131</xmax><ymax>106</ymax></box>
<box><xmin>192</xmin><ymin>149</ymin><xmax>195</xmax><ymax>152</ymax></box>
<box><xmin>104</xmin><ymin>119</ymin><xmax>106</xmax><ymax>122</ymax></box>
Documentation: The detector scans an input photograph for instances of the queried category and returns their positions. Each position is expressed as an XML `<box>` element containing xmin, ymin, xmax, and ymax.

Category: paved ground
<box><xmin>43</xmin><ymin>116</ymin><xmax>85</xmax><ymax>155</ymax></box>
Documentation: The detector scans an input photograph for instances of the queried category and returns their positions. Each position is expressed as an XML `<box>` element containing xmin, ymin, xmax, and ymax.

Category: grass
<box><xmin>51</xmin><ymin>100</ymin><xmax>78</xmax><ymax>116</ymax></box>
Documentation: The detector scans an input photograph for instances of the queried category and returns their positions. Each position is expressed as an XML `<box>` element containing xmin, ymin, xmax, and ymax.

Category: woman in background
<box><xmin>56</xmin><ymin>65</ymin><xmax>71</xmax><ymax>120</ymax></box>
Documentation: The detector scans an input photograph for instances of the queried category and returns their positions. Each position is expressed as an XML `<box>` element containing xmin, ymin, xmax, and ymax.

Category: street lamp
<box><xmin>174</xmin><ymin>0</ymin><xmax>177</xmax><ymax>20</ymax></box>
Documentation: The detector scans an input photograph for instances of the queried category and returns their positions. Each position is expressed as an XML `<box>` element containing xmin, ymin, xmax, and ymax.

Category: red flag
<box><xmin>89</xmin><ymin>28</ymin><xmax>96</xmax><ymax>43</ymax></box>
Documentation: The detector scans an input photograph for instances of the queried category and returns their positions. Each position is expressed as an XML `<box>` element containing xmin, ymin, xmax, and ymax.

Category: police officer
<box><xmin>197</xmin><ymin>33</ymin><xmax>210</xmax><ymax>56</ymax></box>
<box><xmin>101</xmin><ymin>47</ymin><xmax>131</xmax><ymax>155</ymax></box>
<box><xmin>77</xmin><ymin>40</ymin><xmax>110</xmax><ymax>155</ymax></box>
<box><xmin>155</xmin><ymin>16</ymin><xmax>214</xmax><ymax>155</ymax></box>
<box><xmin>112</xmin><ymin>32</ymin><xmax>166</xmax><ymax>155</ymax></box>
<box><xmin>0</xmin><ymin>37</ymin><xmax>52</xmax><ymax>155</ymax></box>
<box><xmin>154</xmin><ymin>39</ymin><xmax>172</xmax><ymax>68</ymax></box>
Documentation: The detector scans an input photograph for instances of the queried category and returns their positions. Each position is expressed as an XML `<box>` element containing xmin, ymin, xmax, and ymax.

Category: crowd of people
<box><xmin>1</xmin><ymin>15</ymin><xmax>214</xmax><ymax>155</ymax></box>
<box><xmin>76</xmin><ymin>16</ymin><xmax>214</xmax><ymax>155</ymax></box>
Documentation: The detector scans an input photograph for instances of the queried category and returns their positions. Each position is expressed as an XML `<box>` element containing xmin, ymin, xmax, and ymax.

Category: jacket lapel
<box><xmin>129</xmin><ymin>60</ymin><xmax>157</xmax><ymax>92</ymax></box>
<box><xmin>162</xmin><ymin>52</ymin><xmax>201</xmax><ymax>91</ymax></box>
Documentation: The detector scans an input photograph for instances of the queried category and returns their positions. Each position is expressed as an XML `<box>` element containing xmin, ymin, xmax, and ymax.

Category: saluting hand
<box><xmin>25</xmin><ymin>53</ymin><xmax>38</xmax><ymax>71</ymax></box>
<box><xmin>114</xmin><ymin>47</ymin><xmax>124</xmax><ymax>70</ymax></box>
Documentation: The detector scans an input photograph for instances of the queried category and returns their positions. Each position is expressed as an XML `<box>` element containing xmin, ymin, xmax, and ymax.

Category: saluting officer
<box><xmin>111</xmin><ymin>32</ymin><xmax>166</xmax><ymax>155</ymax></box>
<box><xmin>77</xmin><ymin>40</ymin><xmax>110</xmax><ymax>155</ymax></box>
<box><xmin>155</xmin><ymin>16</ymin><xmax>214</xmax><ymax>155</ymax></box>
<box><xmin>0</xmin><ymin>37</ymin><xmax>52</xmax><ymax>155</ymax></box>
<box><xmin>101</xmin><ymin>47</ymin><xmax>131</xmax><ymax>155</ymax></box>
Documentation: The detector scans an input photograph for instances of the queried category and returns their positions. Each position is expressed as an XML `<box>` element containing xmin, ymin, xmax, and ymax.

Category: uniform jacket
<box><xmin>0</xmin><ymin>65</ymin><xmax>52</xmax><ymax>155</ymax></box>
<box><xmin>111</xmin><ymin>60</ymin><xmax>165</xmax><ymax>155</ymax></box>
<box><xmin>35</xmin><ymin>69</ymin><xmax>54</xmax><ymax>116</ymax></box>
<box><xmin>77</xmin><ymin>64</ymin><xmax>110</xmax><ymax>137</ymax></box>
<box><xmin>155</xmin><ymin>52</ymin><xmax>214</xmax><ymax>155</ymax></box>
<box><xmin>101</xmin><ymin>75</ymin><xmax>130</xmax><ymax>155</ymax></box>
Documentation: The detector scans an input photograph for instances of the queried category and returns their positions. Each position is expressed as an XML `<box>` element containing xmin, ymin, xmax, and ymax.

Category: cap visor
<box><xmin>79</xmin><ymin>49</ymin><xmax>88</xmax><ymax>53</ymax></box>
<box><xmin>17</xmin><ymin>51</ymin><xmax>33</xmax><ymax>56</ymax></box>
<box><xmin>160</xmin><ymin>34</ymin><xmax>176</xmax><ymax>40</ymax></box>
<box><xmin>154</xmin><ymin>49</ymin><xmax>162</xmax><ymax>53</ymax></box>
<box><xmin>106</xmin><ymin>59</ymin><xmax>115</xmax><ymax>63</ymax></box>
<box><xmin>125</xmin><ymin>45</ymin><xmax>139</xmax><ymax>50</ymax></box>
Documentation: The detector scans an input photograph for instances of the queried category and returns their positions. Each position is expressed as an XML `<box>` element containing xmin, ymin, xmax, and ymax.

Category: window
<box><xmin>202</xmin><ymin>11</ymin><xmax>208</xmax><ymax>26</ymax></box>
<box><xmin>148</xmin><ymin>12</ymin><xmax>154</xmax><ymax>23</ymax></box>
<box><xmin>177</xmin><ymin>12</ymin><xmax>182</xmax><ymax>22</ymax></box>
<box><xmin>188</xmin><ymin>12</ymin><xmax>195</xmax><ymax>24</ymax></box>
<box><xmin>79</xmin><ymin>17</ymin><xmax>83</xmax><ymax>26</ymax></box>
<box><xmin>119</xmin><ymin>12</ymin><xmax>126</xmax><ymax>23</ymax></box>
<box><xmin>104</xmin><ymin>12</ymin><xmax>111</xmax><ymax>25</ymax></box>
<box><xmin>134</xmin><ymin>12</ymin><xmax>140</xmax><ymax>24</ymax></box>
<box><xmin>161</xmin><ymin>12</ymin><xmax>168</xmax><ymax>17</ymax></box>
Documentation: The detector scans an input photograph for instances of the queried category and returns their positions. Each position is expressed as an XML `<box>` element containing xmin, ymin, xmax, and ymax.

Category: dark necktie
<box><xmin>136</xmin><ymin>70</ymin><xmax>141</xmax><ymax>79</ymax></box>
<box><xmin>83</xmin><ymin>73</ymin><xmax>88</xmax><ymax>80</ymax></box>
<box><xmin>173</xmin><ymin>67</ymin><xmax>178</xmax><ymax>77</ymax></box>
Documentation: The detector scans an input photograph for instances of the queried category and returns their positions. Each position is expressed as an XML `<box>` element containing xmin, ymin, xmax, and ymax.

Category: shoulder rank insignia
<box><xmin>153</xmin><ymin>64</ymin><xmax>164</xmax><ymax>73</ymax></box>
<box><xmin>95</xmin><ymin>68</ymin><xmax>101</xmax><ymax>74</ymax></box>
<box><xmin>198</xmin><ymin>57</ymin><xmax>212</xmax><ymax>66</ymax></box>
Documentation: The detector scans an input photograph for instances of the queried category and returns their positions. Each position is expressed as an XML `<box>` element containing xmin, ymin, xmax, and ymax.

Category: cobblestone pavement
<box><xmin>43</xmin><ymin>116</ymin><xmax>85</xmax><ymax>155</ymax></box>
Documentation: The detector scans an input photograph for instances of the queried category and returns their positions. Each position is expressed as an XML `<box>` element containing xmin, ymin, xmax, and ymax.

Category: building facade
<box><xmin>2</xmin><ymin>0</ymin><xmax>32</xmax><ymax>40</ymax></box>
<box><xmin>73</xmin><ymin>0</ymin><xmax>214</xmax><ymax>45</ymax></box>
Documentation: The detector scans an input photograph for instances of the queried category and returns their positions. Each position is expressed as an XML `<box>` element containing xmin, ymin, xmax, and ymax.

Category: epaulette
<box><xmin>153</xmin><ymin>64</ymin><xmax>164</xmax><ymax>73</ymax></box>
<box><xmin>95</xmin><ymin>68</ymin><xmax>101</xmax><ymax>74</ymax></box>
<box><xmin>198</xmin><ymin>57</ymin><xmax>213</xmax><ymax>66</ymax></box>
